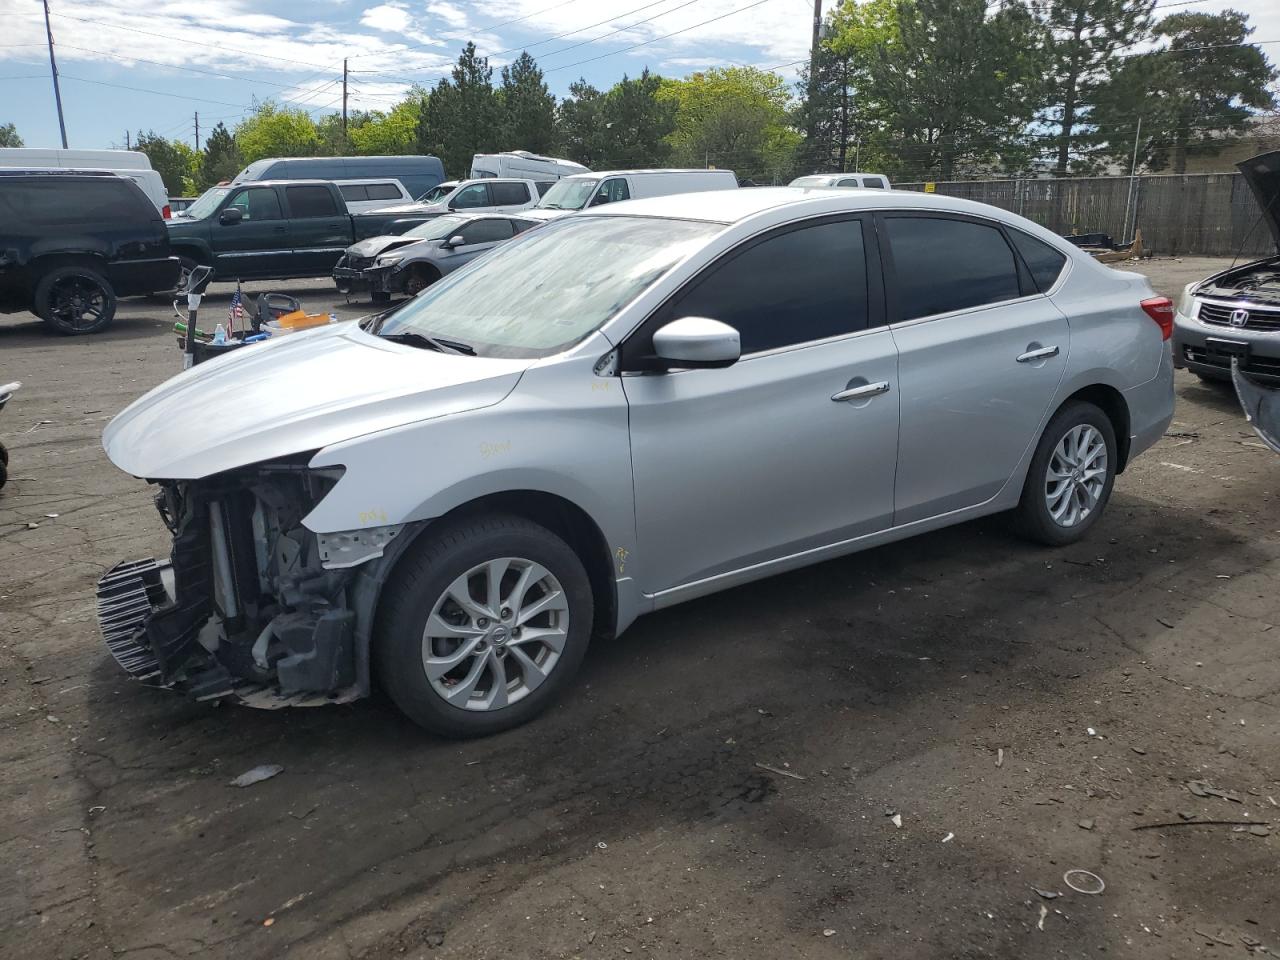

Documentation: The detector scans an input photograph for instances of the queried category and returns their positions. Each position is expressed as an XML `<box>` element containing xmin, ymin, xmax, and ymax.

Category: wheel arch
<box><xmin>1060</xmin><ymin>383</ymin><xmax>1132</xmax><ymax>472</ymax></box>
<box><xmin>29</xmin><ymin>251</ymin><xmax>110</xmax><ymax>283</ymax></box>
<box><xmin>348</xmin><ymin>489</ymin><xmax>618</xmax><ymax>696</ymax></box>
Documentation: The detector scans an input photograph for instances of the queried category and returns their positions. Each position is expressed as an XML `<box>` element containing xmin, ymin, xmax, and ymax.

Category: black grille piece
<box><xmin>1184</xmin><ymin>344</ymin><xmax>1280</xmax><ymax>382</ymax></box>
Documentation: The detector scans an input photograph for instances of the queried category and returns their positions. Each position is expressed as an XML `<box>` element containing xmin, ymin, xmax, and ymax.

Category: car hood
<box><xmin>523</xmin><ymin>208</ymin><xmax>574</xmax><ymax>222</ymax></box>
<box><xmin>103</xmin><ymin>321</ymin><xmax>528</xmax><ymax>480</ymax></box>
<box><xmin>346</xmin><ymin>235</ymin><xmax>425</xmax><ymax>259</ymax></box>
<box><xmin>1237</xmin><ymin>150</ymin><xmax>1280</xmax><ymax>252</ymax></box>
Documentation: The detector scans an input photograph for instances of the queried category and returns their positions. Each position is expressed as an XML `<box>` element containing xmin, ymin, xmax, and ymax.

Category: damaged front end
<box><xmin>96</xmin><ymin>458</ymin><xmax>401</xmax><ymax>708</ymax></box>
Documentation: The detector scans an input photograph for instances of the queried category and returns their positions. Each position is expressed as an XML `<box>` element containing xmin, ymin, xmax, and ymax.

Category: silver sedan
<box><xmin>101</xmin><ymin>188</ymin><xmax>1175</xmax><ymax>737</ymax></box>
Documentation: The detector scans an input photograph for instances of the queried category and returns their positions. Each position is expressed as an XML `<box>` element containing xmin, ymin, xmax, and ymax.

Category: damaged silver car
<box><xmin>99</xmin><ymin>188</ymin><xmax>1174</xmax><ymax>737</ymax></box>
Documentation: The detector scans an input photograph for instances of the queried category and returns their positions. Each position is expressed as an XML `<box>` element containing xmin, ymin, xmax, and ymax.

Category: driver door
<box><xmin>438</xmin><ymin>217</ymin><xmax>516</xmax><ymax>271</ymax></box>
<box><xmin>212</xmin><ymin>186</ymin><xmax>290</xmax><ymax>278</ymax></box>
<box><xmin>620</xmin><ymin>215</ymin><xmax>900</xmax><ymax>600</ymax></box>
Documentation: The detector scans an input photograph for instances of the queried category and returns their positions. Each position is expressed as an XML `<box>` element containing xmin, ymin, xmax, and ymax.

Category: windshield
<box><xmin>378</xmin><ymin>215</ymin><xmax>718</xmax><ymax>358</ymax></box>
<box><xmin>417</xmin><ymin>183</ymin><xmax>454</xmax><ymax>203</ymax></box>
<box><xmin>535</xmin><ymin>178</ymin><xmax>599</xmax><ymax>211</ymax></box>
<box><xmin>403</xmin><ymin>215</ymin><xmax>469</xmax><ymax>241</ymax></box>
<box><xmin>182</xmin><ymin>187</ymin><xmax>229</xmax><ymax>219</ymax></box>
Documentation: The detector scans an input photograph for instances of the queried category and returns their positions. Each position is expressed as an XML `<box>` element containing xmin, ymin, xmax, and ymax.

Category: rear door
<box><xmin>448</xmin><ymin>182</ymin><xmax>492</xmax><ymax>212</ymax></box>
<box><xmin>882</xmin><ymin>212</ymin><xmax>1069</xmax><ymax>524</ymax></box>
<box><xmin>284</xmin><ymin>184</ymin><xmax>352</xmax><ymax>275</ymax></box>
<box><xmin>212</xmin><ymin>185</ymin><xmax>290</xmax><ymax>278</ymax></box>
<box><xmin>490</xmin><ymin>180</ymin><xmax>533</xmax><ymax>211</ymax></box>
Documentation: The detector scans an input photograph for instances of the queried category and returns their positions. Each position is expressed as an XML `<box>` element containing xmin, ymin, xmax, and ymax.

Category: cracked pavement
<box><xmin>1</xmin><ymin>266</ymin><xmax>1277</xmax><ymax>959</ymax></box>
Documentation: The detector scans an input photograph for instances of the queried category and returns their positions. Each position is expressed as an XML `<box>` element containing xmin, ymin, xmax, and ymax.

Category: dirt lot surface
<box><xmin>2</xmin><ymin>258</ymin><xmax>1277</xmax><ymax>960</ymax></box>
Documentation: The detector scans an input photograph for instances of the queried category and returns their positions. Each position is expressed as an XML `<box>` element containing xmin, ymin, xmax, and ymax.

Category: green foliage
<box><xmin>416</xmin><ymin>43</ymin><xmax>500</xmax><ymax>177</ymax></box>
<box><xmin>557</xmin><ymin>80</ymin><xmax>606</xmax><ymax>167</ymax></box>
<box><xmin>1092</xmin><ymin>10</ymin><xmax>1277</xmax><ymax>173</ymax></box>
<box><xmin>350</xmin><ymin>98</ymin><xmax>424</xmax><ymax>155</ymax></box>
<box><xmin>135</xmin><ymin>130</ymin><xmax>199</xmax><ymax>195</ymax></box>
<box><xmin>500</xmin><ymin>52</ymin><xmax>557</xmax><ymax>153</ymax></box>
<box><xmin>233</xmin><ymin>101</ymin><xmax>320</xmax><ymax>165</ymax></box>
<box><xmin>597</xmin><ymin>69</ymin><xmax>676</xmax><ymax>168</ymax></box>
<box><xmin>199</xmin><ymin>122</ymin><xmax>242</xmax><ymax>188</ymax></box>
<box><xmin>659</xmin><ymin>67</ymin><xmax>798</xmax><ymax>182</ymax></box>
<box><xmin>1040</xmin><ymin>0</ymin><xmax>1154</xmax><ymax>174</ymax></box>
<box><xmin>0</xmin><ymin>122</ymin><xmax>22</xmax><ymax>148</ymax></box>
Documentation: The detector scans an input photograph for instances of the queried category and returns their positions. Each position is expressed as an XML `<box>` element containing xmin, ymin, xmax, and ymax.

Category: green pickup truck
<box><xmin>166</xmin><ymin>180</ymin><xmax>433</xmax><ymax>288</ymax></box>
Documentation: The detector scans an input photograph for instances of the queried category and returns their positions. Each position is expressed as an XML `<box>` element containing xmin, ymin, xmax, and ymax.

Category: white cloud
<box><xmin>426</xmin><ymin>1</ymin><xmax>470</xmax><ymax>29</ymax></box>
<box><xmin>360</xmin><ymin>3</ymin><xmax>413</xmax><ymax>34</ymax></box>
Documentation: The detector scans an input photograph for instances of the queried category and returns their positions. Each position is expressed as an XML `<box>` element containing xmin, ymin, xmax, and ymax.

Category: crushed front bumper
<box><xmin>332</xmin><ymin>262</ymin><xmax>401</xmax><ymax>296</ymax></box>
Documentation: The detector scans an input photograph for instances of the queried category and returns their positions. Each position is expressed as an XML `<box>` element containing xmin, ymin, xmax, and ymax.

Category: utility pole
<box><xmin>1122</xmin><ymin>117</ymin><xmax>1142</xmax><ymax>243</ymax></box>
<box><xmin>804</xmin><ymin>0</ymin><xmax>823</xmax><ymax>171</ymax></box>
<box><xmin>125</xmin><ymin>130</ymin><xmax>130</xmax><ymax>150</ymax></box>
<box><xmin>42</xmin><ymin>0</ymin><xmax>68</xmax><ymax>149</ymax></box>
<box><xmin>194</xmin><ymin>112</ymin><xmax>199</xmax><ymax>152</ymax></box>
<box><xmin>342</xmin><ymin>59</ymin><xmax>349</xmax><ymax>137</ymax></box>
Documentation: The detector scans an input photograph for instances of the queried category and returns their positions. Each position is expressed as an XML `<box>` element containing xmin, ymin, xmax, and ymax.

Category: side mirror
<box><xmin>589</xmin><ymin>194</ymin><xmax>610</xmax><ymax>207</ymax></box>
<box><xmin>219</xmin><ymin>207</ymin><xmax>243</xmax><ymax>225</ymax></box>
<box><xmin>652</xmin><ymin>316</ymin><xmax>740</xmax><ymax>369</ymax></box>
<box><xmin>443</xmin><ymin>235</ymin><xmax>466</xmax><ymax>249</ymax></box>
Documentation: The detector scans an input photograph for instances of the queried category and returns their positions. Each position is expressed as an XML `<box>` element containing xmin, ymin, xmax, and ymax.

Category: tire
<box><xmin>34</xmin><ymin>266</ymin><xmax>117</xmax><ymax>335</ymax></box>
<box><xmin>0</xmin><ymin>457</ymin><xmax>7</xmax><ymax>491</ymax></box>
<box><xmin>1013</xmin><ymin>401</ymin><xmax>1118</xmax><ymax>547</ymax></box>
<box><xmin>404</xmin><ymin>265</ymin><xmax>439</xmax><ymax>297</ymax></box>
<box><xmin>374</xmin><ymin>514</ymin><xmax>594</xmax><ymax>738</ymax></box>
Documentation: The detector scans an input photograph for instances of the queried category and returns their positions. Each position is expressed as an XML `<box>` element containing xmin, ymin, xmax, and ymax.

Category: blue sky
<box><xmin>2</xmin><ymin>0</ymin><xmax>1277</xmax><ymax>153</ymax></box>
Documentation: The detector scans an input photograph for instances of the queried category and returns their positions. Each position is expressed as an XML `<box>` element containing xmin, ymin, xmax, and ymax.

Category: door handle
<box><xmin>831</xmin><ymin>381</ymin><xmax>890</xmax><ymax>402</ymax></box>
<box><xmin>1017</xmin><ymin>345</ymin><xmax>1059</xmax><ymax>363</ymax></box>
<box><xmin>272</xmin><ymin>226</ymin><xmax>286</xmax><ymax>234</ymax></box>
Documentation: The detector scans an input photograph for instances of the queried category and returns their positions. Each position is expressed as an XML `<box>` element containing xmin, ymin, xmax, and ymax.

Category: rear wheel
<box><xmin>375</xmin><ymin>514</ymin><xmax>594</xmax><ymax>737</ymax></box>
<box><xmin>1013</xmin><ymin>401</ymin><xmax>1117</xmax><ymax>546</ymax></box>
<box><xmin>34</xmin><ymin>266</ymin><xmax>117</xmax><ymax>335</ymax></box>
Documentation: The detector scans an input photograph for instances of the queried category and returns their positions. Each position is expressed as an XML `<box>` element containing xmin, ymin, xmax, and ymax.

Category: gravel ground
<box><xmin>1</xmin><ymin>258</ymin><xmax>1276</xmax><ymax>960</ymax></box>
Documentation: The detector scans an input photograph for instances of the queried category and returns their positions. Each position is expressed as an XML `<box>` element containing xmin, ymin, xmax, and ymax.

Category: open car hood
<box><xmin>1237</xmin><ymin>150</ymin><xmax>1280</xmax><ymax>252</ymax></box>
<box><xmin>103</xmin><ymin>322</ymin><xmax>528</xmax><ymax>480</ymax></box>
<box><xmin>346</xmin><ymin>235</ymin><xmax>423</xmax><ymax>259</ymax></box>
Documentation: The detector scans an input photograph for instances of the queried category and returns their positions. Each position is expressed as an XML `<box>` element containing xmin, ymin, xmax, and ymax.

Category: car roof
<box><xmin>560</xmin><ymin>169</ymin><xmax>735</xmax><ymax>180</ymax></box>
<box><xmin>583</xmin><ymin>186</ymin><xmax>1023</xmax><ymax>226</ymax></box>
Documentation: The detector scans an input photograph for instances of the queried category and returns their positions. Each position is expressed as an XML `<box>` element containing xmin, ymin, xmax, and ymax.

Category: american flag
<box><xmin>227</xmin><ymin>287</ymin><xmax>245</xmax><ymax>331</ymax></box>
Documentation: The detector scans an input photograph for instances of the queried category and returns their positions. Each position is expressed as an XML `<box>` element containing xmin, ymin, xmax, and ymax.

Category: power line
<box><xmin>530</xmin><ymin>0</ymin><xmax>708</xmax><ymax>63</ymax></box>
<box><xmin>48</xmin><ymin>44</ymin><xmax>332</xmax><ymax>91</ymax></box>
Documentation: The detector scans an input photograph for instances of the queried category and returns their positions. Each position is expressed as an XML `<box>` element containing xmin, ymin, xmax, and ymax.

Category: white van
<box><xmin>471</xmin><ymin>151</ymin><xmax>590</xmax><ymax>182</ymax></box>
<box><xmin>334</xmin><ymin>178</ymin><xmax>415</xmax><ymax>213</ymax></box>
<box><xmin>365</xmin><ymin>178</ymin><xmax>545</xmax><ymax>219</ymax></box>
<box><xmin>0</xmin><ymin>148</ymin><xmax>172</xmax><ymax>217</ymax></box>
<box><xmin>524</xmin><ymin>169</ymin><xmax>738</xmax><ymax>222</ymax></box>
<box><xmin>789</xmin><ymin>172</ymin><xmax>891</xmax><ymax>190</ymax></box>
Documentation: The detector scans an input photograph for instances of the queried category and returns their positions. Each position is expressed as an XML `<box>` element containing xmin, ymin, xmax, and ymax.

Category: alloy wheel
<box><xmin>421</xmin><ymin>557</ymin><xmax>569</xmax><ymax>711</ymax></box>
<box><xmin>1044</xmin><ymin>423</ymin><xmax>1108</xmax><ymax>528</ymax></box>
<box><xmin>48</xmin><ymin>275</ymin><xmax>108</xmax><ymax>332</ymax></box>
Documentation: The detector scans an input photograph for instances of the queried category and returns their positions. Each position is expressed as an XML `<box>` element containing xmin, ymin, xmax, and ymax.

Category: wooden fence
<box><xmin>896</xmin><ymin>173</ymin><xmax>1273</xmax><ymax>257</ymax></box>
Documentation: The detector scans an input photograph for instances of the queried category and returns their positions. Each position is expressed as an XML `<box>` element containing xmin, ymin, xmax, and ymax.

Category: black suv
<box><xmin>0</xmin><ymin>171</ymin><xmax>179</xmax><ymax>334</ymax></box>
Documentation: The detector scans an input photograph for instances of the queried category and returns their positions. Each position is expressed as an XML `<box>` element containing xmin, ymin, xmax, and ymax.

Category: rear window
<box><xmin>286</xmin><ymin>185</ymin><xmax>339</xmax><ymax>218</ymax></box>
<box><xmin>491</xmin><ymin>181</ymin><xmax>531</xmax><ymax>205</ymax></box>
<box><xmin>365</xmin><ymin>182</ymin><xmax>402</xmax><ymax>200</ymax></box>
<box><xmin>1008</xmin><ymin>228</ymin><xmax>1069</xmax><ymax>291</ymax></box>
<box><xmin>0</xmin><ymin>177</ymin><xmax>150</xmax><ymax>226</ymax></box>
<box><xmin>886</xmin><ymin>216</ymin><xmax>1021</xmax><ymax>320</ymax></box>
<box><xmin>339</xmin><ymin>184</ymin><xmax>368</xmax><ymax>201</ymax></box>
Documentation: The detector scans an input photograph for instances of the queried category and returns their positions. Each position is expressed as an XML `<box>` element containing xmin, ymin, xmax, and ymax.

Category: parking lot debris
<box><xmin>1131</xmin><ymin>746</ymin><xmax>1147</xmax><ymax>755</ymax></box>
<box><xmin>996</xmin><ymin>748</ymin><xmax>1004</xmax><ymax>767</ymax></box>
<box><xmin>1078</xmin><ymin>819</ymin><xmax>1096</xmax><ymax>831</ymax></box>
<box><xmin>44</xmin><ymin>513</ymin><xmax>58</xmax><ymax>519</ymax></box>
<box><xmin>823</xmin><ymin>928</ymin><xmax>836</xmax><ymax>937</ymax></box>
<box><xmin>942</xmin><ymin>832</ymin><xmax>954</xmax><ymax>843</ymax></box>
<box><xmin>25</xmin><ymin>522</ymin><xmax>38</xmax><ymax>530</ymax></box>
<box><xmin>1038</xmin><ymin>904</ymin><xmax>1048</xmax><ymax>931</ymax></box>
<box><xmin>1133</xmin><ymin>819</ymin><xmax>1270</xmax><ymax>831</ymax></box>
<box><xmin>425</xmin><ymin>931</ymin><xmax>446</xmax><ymax>948</ymax></box>
<box><xmin>756</xmin><ymin>762</ymin><xmax>806</xmax><ymax>781</ymax></box>
<box><xmin>1087</xmin><ymin>727</ymin><xmax>1097</xmax><ymax>737</ymax></box>
<box><xmin>1194</xmin><ymin>928</ymin><xmax>1234</xmax><ymax>947</ymax></box>
<box><xmin>1248</xmin><ymin>825</ymin><xmax>1271</xmax><ymax>837</ymax></box>
<box><xmin>1063</xmin><ymin>869</ymin><xmax>1105</xmax><ymax>895</ymax></box>
<box><xmin>1187</xmin><ymin>780</ymin><xmax>1244</xmax><ymax>803</ymax></box>
<box><xmin>890</xmin><ymin>814</ymin><xmax>903</xmax><ymax>828</ymax></box>
<box><xmin>1157</xmin><ymin>618</ymin><xmax>1175</xmax><ymax>629</ymax></box>
<box><xmin>1033</xmin><ymin>888</ymin><xmax>1061</xmax><ymax>900</ymax></box>
<box><xmin>230</xmin><ymin>764</ymin><xmax>284</xmax><ymax>788</ymax></box>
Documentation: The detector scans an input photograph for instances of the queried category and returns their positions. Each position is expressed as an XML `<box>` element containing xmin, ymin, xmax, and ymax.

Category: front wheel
<box><xmin>34</xmin><ymin>266</ymin><xmax>117</xmax><ymax>335</ymax></box>
<box><xmin>1013</xmin><ymin>401</ymin><xmax>1117</xmax><ymax>546</ymax></box>
<box><xmin>375</xmin><ymin>515</ymin><xmax>594</xmax><ymax>737</ymax></box>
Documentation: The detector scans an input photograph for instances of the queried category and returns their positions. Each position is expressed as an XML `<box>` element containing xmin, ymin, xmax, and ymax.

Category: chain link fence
<box><xmin>895</xmin><ymin>173</ymin><xmax>1273</xmax><ymax>258</ymax></box>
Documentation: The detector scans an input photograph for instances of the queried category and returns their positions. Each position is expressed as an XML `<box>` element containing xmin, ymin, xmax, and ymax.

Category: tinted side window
<box><xmin>595</xmin><ymin>178</ymin><xmax>630</xmax><ymax>204</ymax></box>
<box><xmin>451</xmin><ymin>184</ymin><xmax>490</xmax><ymax>209</ymax></box>
<box><xmin>535</xmin><ymin>181</ymin><xmax>555</xmax><ymax>196</ymax></box>
<box><xmin>286</xmin><ymin>185</ymin><xmax>339</xmax><ymax>218</ymax></box>
<box><xmin>0</xmin><ymin>179</ymin><xmax>145</xmax><ymax>226</ymax></box>
<box><xmin>460</xmin><ymin>219</ymin><xmax>515</xmax><ymax>244</ymax></box>
<box><xmin>339</xmin><ymin>184</ymin><xmax>367</xmax><ymax>201</ymax></box>
<box><xmin>671</xmin><ymin>219</ymin><xmax>870</xmax><ymax>354</ymax></box>
<box><xmin>885</xmin><ymin>217</ymin><xmax>1020</xmax><ymax>321</ymax></box>
<box><xmin>1008</xmin><ymin>228</ymin><xmax>1068</xmax><ymax>291</ymax></box>
<box><xmin>511</xmin><ymin>218</ymin><xmax>537</xmax><ymax>234</ymax></box>
<box><xmin>491</xmin><ymin>181</ymin><xmax>531</xmax><ymax>205</ymax></box>
<box><xmin>365</xmin><ymin>182</ymin><xmax>403</xmax><ymax>200</ymax></box>
<box><xmin>229</xmin><ymin>187</ymin><xmax>282</xmax><ymax>221</ymax></box>
<box><xmin>864</xmin><ymin>178</ymin><xmax>886</xmax><ymax>189</ymax></box>
<box><xmin>838</xmin><ymin>178</ymin><xmax>860</xmax><ymax>187</ymax></box>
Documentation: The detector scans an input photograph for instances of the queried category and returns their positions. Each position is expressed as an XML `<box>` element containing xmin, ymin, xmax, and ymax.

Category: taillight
<box><xmin>162</xmin><ymin>204</ymin><xmax>172</xmax><ymax>219</ymax></box>
<box><xmin>1140</xmin><ymin>296</ymin><xmax>1174</xmax><ymax>341</ymax></box>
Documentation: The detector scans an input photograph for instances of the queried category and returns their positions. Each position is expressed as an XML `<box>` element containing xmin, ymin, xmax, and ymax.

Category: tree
<box><xmin>660</xmin><ymin>67</ymin><xmax>799</xmax><ymax>182</ymax></box>
<box><xmin>350</xmin><ymin>97</ymin><xmax>424</xmax><ymax>155</ymax></box>
<box><xmin>558</xmin><ymin>80</ymin><xmax>607</xmax><ymax>167</ymax></box>
<box><xmin>1041</xmin><ymin>0</ymin><xmax>1154</xmax><ymax>175</ymax></box>
<box><xmin>499</xmin><ymin>52</ymin><xmax>557</xmax><ymax>153</ymax></box>
<box><xmin>199</xmin><ymin>122</ymin><xmax>242</xmax><ymax>188</ymax></box>
<box><xmin>135</xmin><ymin>131</ymin><xmax>199</xmax><ymax>195</ymax></box>
<box><xmin>233</xmin><ymin>101</ymin><xmax>320</xmax><ymax>165</ymax></box>
<box><xmin>867</xmin><ymin>0</ymin><xmax>1048</xmax><ymax>179</ymax></box>
<box><xmin>415</xmin><ymin>43</ymin><xmax>500</xmax><ymax>177</ymax></box>
<box><xmin>0</xmin><ymin>123</ymin><xmax>22</xmax><ymax>147</ymax></box>
<box><xmin>597</xmin><ymin>69</ymin><xmax>676</xmax><ymax>168</ymax></box>
<box><xmin>1092</xmin><ymin>10</ymin><xmax>1277</xmax><ymax>173</ymax></box>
